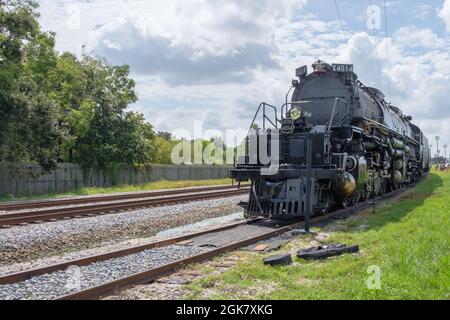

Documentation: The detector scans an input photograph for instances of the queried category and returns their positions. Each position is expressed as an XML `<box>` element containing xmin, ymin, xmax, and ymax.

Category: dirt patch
<box><xmin>106</xmin><ymin>255</ymin><xmax>241</xmax><ymax>300</ymax></box>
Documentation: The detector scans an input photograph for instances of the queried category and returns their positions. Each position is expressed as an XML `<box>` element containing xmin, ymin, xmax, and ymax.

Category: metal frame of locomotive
<box><xmin>231</xmin><ymin>60</ymin><xmax>430</xmax><ymax>220</ymax></box>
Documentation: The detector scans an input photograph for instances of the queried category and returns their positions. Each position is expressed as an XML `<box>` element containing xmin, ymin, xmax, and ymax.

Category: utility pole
<box><xmin>444</xmin><ymin>145</ymin><xmax>448</xmax><ymax>161</ymax></box>
<box><xmin>429</xmin><ymin>145</ymin><xmax>433</xmax><ymax>164</ymax></box>
<box><xmin>304</xmin><ymin>139</ymin><xmax>312</xmax><ymax>233</ymax></box>
<box><xmin>435</xmin><ymin>136</ymin><xmax>440</xmax><ymax>158</ymax></box>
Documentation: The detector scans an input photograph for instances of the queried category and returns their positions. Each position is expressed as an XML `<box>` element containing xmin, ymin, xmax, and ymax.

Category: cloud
<box><xmin>413</xmin><ymin>4</ymin><xmax>434</xmax><ymax>20</ymax></box>
<box><xmin>394</xmin><ymin>26</ymin><xmax>446</xmax><ymax>49</ymax></box>
<box><xmin>36</xmin><ymin>0</ymin><xmax>450</xmax><ymax>148</ymax></box>
<box><xmin>131</xmin><ymin>65</ymin><xmax>293</xmax><ymax>141</ymax></box>
<box><xmin>87</xmin><ymin>0</ymin><xmax>306</xmax><ymax>85</ymax></box>
<box><xmin>439</xmin><ymin>0</ymin><xmax>450</xmax><ymax>31</ymax></box>
<box><xmin>319</xmin><ymin>29</ymin><xmax>450</xmax><ymax>124</ymax></box>
<box><xmin>385</xmin><ymin>1</ymin><xmax>402</xmax><ymax>8</ymax></box>
<box><xmin>94</xmin><ymin>13</ymin><xmax>279</xmax><ymax>86</ymax></box>
<box><xmin>132</xmin><ymin>15</ymin><xmax>450</xmax><ymax>140</ymax></box>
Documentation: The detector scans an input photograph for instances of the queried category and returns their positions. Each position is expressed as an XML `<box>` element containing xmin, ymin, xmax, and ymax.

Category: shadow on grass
<box><xmin>342</xmin><ymin>173</ymin><xmax>444</xmax><ymax>233</ymax></box>
<box><xmin>312</xmin><ymin>173</ymin><xmax>444</xmax><ymax>233</ymax></box>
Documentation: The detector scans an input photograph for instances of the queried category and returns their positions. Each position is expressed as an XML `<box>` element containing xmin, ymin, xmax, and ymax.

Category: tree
<box><xmin>0</xmin><ymin>0</ymin><xmax>66</xmax><ymax>172</ymax></box>
<box><xmin>152</xmin><ymin>135</ymin><xmax>180</xmax><ymax>164</ymax></box>
<box><xmin>0</xmin><ymin>0</ymin><xmax>157</xmax><ymax>172</ymax></box>
<box><xmin>73</xmin><ymin>57</ymin><xmax>154</xmax><ymax>168</ymax></box>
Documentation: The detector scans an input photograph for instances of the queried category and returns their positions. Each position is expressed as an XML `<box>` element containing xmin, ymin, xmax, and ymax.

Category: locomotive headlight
<box><xmin>290</xmin><ymin>107</ymin><xmax>302</xmax><ymax>120</ymax></box>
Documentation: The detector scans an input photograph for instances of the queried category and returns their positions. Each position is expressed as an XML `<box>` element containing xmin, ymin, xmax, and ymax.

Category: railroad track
<box><xmin>0</xmin><ymin>185</ymin><xmax>247</xmax><ymax>211</ymax></box>
<box><xmin>0</xmin><ymin>183</ymin><xmax>415</xmax><ymax>300</ymax></box>
<box><xmin>0</xmin><ymin>188</ymin><xmax>249</xmax><ymax>228</ymax></box>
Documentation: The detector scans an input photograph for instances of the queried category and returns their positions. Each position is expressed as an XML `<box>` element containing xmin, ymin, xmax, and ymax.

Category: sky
<box><xmin>36</xmin><ymin>0</ymin><xmax>450</xmax><ymax>156</ymax></box>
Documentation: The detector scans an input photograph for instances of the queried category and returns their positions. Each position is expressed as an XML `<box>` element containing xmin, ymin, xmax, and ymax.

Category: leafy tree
<box><xmin>152</xmin><ymin>134</ymin><xmax>180</xmax><ymax>164</ymax></box>
<box><xmin>0</xmin><ymin>0</ymin><xmax>65</xmax><ymax>172</ymax></box>
<box><xmin>1</xmin><ymin>1</ymin><xmax>157</xmax><ymax>172</ymax></box>
<box><xmin>73</xmin><ymin>57</ymin><xmax>154</xmax><ymax>168</ymax></box>
<box><xmin>47</xmin><ymin>52</ymin><xmax>90</xmax><ymax>161</ymax></box>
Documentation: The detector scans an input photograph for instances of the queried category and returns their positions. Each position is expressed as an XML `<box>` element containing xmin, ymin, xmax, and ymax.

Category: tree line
<box><xmin>0</xmin><ymin>1</ymin><xmax>233</xmax><ymax>174</ymax></box>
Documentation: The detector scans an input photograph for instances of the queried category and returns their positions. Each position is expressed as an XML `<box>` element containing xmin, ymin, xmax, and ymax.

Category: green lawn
<box><xmin>186</xmin><ymin>173</ymin><xmax>449</xmax><ymax>300</ymax></box>
<box><xmin>0</xmin><ymin>178</ymin><xmax>234</xmax><ymax>202</ymax></box>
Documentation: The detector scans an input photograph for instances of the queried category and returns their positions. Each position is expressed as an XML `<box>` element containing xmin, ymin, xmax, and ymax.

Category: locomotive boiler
<box><xmin>231</xmin><ymin>60</ymin><xmax>430</xmax><ymax>219</ymax></box>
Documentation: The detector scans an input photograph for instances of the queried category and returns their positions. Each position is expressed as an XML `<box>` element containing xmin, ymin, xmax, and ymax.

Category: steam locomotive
<box><xmin>231</xmin><ymin>60</ymin><xmax>430</xmax><ymax>219</ymax></box>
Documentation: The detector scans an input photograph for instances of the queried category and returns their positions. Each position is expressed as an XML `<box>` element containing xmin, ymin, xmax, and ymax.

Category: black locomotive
<box><xmin>231</xmin><ymin>60</ymin><xmax>430</xmax><ymax>219</ymax></box>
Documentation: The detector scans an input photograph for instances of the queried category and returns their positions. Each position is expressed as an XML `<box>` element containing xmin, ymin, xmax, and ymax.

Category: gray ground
<box><xmin>0</xmin><ymin>245</ymin><xmax>210</xmax><ymax>300</ymax></box>
<box><xmin>0</xmin><ymin>195</ymin><xmax>246</xmax><ymax>265</ymax></box>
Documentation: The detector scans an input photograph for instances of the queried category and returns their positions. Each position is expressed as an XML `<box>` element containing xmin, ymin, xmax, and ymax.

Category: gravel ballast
<box><xmin>0</xmin><ymin>196</ymin><xmax>246</xmax><ymax>264</ymax></box>
<box><xmin>0</xmin><ymin>245</ymin><xmax>209</xmax><ymax>300</ymax></box>
<box><xmin>0</xmin><ymin>211</ymin><xmax>244</xmax><ymax>277</ymax></box>
<box><xmin>0</xmin><ymin>189</ymin><xmax>243</xmax><ymax>215</ymax></box>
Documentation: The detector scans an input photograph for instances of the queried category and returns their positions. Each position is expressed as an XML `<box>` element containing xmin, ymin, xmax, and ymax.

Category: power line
<box><xmin>358</xmin><ymin>0</ymin><xmax>364</xmax><ymax>17</ymax></box>
<box><xmin>361</xmin><ymin>0</ymin><xmax>378</xmax><ymax>82</ymax></box>
<box><xmin>334</xmin><ymin>0</ymin><xmax>354</xmax><ymax>65</ymax></box>
<box><xmin>369</xmin><ymin>0</ymin><xmax>381</xmax><ymax>84</ymax></box>
<box><xmin>383</xmin><ymin>0</ymin><xmax>391</xmax><ymax>98</ymax></box>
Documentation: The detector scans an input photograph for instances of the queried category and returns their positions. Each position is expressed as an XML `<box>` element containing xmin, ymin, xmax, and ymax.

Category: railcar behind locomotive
<box><xmin>231</xmin><ymin>60</ymin><xmax>430</xmax><ymax>220</ymax></box>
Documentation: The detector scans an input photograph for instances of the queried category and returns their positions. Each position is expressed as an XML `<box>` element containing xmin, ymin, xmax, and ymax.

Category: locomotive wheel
<box><xmin>418</xmin><ymin>169</ymin><xmax>423</xmax><ymax>178</ymax></box>
<box><xmin>363</xmin><ymin>189</ymin><xmax>373</xmax><ymax>201</ymax></box>
<box><xmin>380</xmin><ymin>180</ymin><xmax>387</xmax><ymax>196</ymax></box>
<box><xmin>320</xmin><ymin>208</ymin><xmax>329</xmax><ymax>215</ymax></box>
<box><xmin>320</xmin><ymin>198</ymin><xmax>331</xmax><ymax>215</ymax></box>
<box><xmin>340</xmin><ymin>198</ymin><xmax>351</xmax><ymax>208</ymax></box>
<box><xmin>388</xmin><ymin>180</ymin><xmax>397</xmax><ymax>192</ymax></box>
<box><xmin>335</xmin><ymin>196</ymin><xmax>351</xmax><ymax>209</ymax></box>
<box><xmin>339</xmin><ymin>194</ymin><xmax>359</xmax><ymax>208</ymax></box>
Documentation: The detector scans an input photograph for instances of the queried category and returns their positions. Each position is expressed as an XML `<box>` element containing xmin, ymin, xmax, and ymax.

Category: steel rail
<box><xmin>0</xmin><ymin>189</ymin><xmax>249</xmax><ymax>227</ymax></box>
<box><xmin>0</xmin><ymin>180</ymin><xmax>420</xmax><ymax>299</ymax></box>
<box><xmin>56</xmin><ymin>185</ymin><xmax>413</xmax><ymax>300</ymax></box>
<box><xmin>0</xmin><ymin>219</ymin><xmax>257</xmax><ymax>285</ymax></box>
<box><xmin>0</xmin><ymin>185</ymin><xmax>248</xmax><ymax>211</ymax></box>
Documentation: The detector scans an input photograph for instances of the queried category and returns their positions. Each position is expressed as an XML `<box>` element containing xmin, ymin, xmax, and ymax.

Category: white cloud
<box><xmin>37</xmin><ymin>1</ymin><xmax>317</xmax><ymax>83</ymax></box>
<box><xmin>86</xmin><ymin>0</ymin><xmax>306</xmax><ymax>85</ymax></box>
<box><xmin>385</xmin><ymin>1</ymin><xmax>402</xmax><ymax>8</ymax></box>
<box><xmin>93</xmin><ymin>11</ymin><xmax>279</xmax><ymax>85</ymax></box>
<box><xmin>394</xmin><ymin>26</ymin><xmax>446</xmax><ymax>49</ymax></box>
<box><xmin>36</xmin><ymin>0</ymin><xmax>450</xmax><ymax>148</ymax></box>
<box><xmin>339</xmin><ymin>30</ymin><xmax>450</xmax><ymax>121</ymax></box>
<box><xmin>413</xmin><ymin>4</ymin><xmax>434</xmax><ymax>20</ymax></box>
<box><xmin>130</xmin><ymin>18</ymin><xmax>450</xmax><ymax>142</ymax></box>
<box><xmin>439</xmin><ymin>0</ymin><xmax>450</xmax><ymax>32</ymax></box>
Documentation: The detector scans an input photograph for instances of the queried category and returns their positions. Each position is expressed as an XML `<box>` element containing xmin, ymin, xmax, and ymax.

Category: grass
<box><xmin>186</xmin><ymin>173</ymin><xmax>450</xmax><ymax>300</ymax></box>
<box><xmin>0</xmin><ymin>178</ymin><xmax>234</xmax><ymax>202</ymax></box>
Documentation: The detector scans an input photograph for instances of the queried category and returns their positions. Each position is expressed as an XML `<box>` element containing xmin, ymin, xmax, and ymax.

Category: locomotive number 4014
<box><xmin>332</xmin><ymin>64</ymin><xmax>354</xmax><ymax>73</ymax></box>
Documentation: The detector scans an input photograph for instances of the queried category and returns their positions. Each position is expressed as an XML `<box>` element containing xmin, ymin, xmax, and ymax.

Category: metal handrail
<box><xmin>248</xmin><ymin>102</ymin><xmax>280</xmax><ymax>133</ymax></box>
<box><xmin>263</xmin><ymin>104</ymin><xmax>278</xmax><ymax>129</ymax></box>
<box><xmin>244</xmin><ymin>103</ymin><xmax>279</xmax><ymax>166</ymax></box>
<box><xmin>327</xmin><ymin>98</ymin><xmax>348</xmax><ymax>132</ymax></box>
<box><xmin>248</xmin><ymin>100</ymin><xmax>319</xmax><ymax>137</ymax></box>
